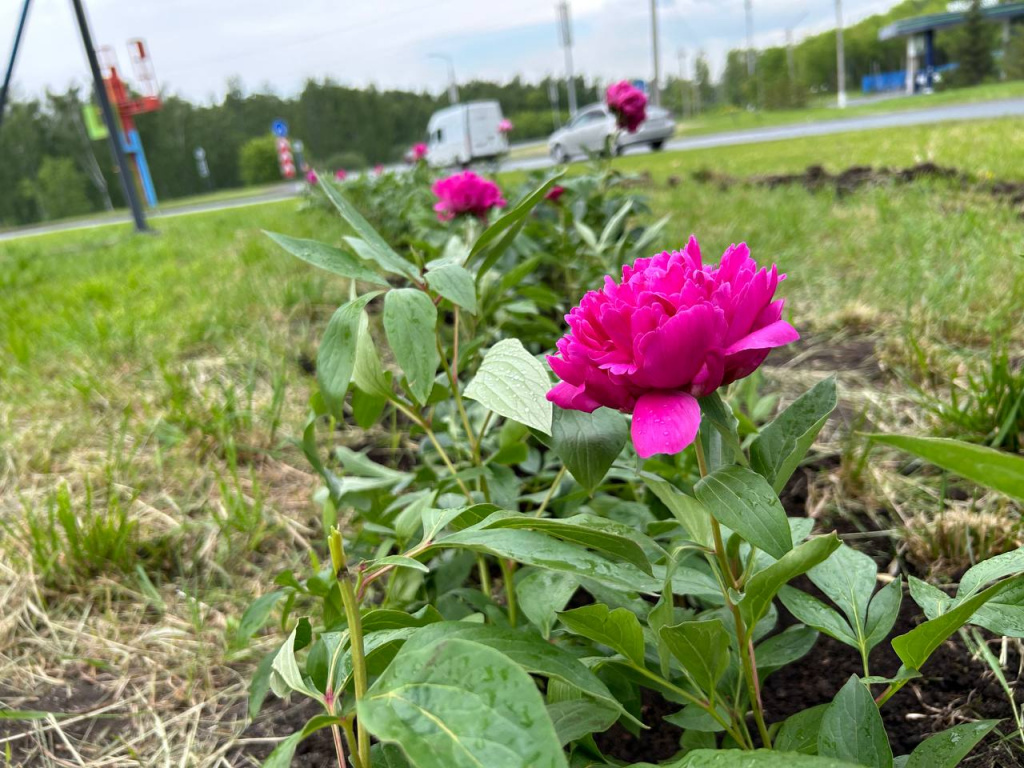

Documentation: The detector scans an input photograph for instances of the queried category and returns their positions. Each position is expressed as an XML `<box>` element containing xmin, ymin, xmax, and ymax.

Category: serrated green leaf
<box><xmin>751</xmin><ymin>376</ymin><xmax>838</xmax><ymax>493</ymax></box>
<box><xmin>264</xmin><ymin>231</ymin><xmax>388</xmax><ymax>285</ymax></box>
<box><xmin>695</xmin><ymin>465</ymin><xmax>792</xmax><ymax>558</ymax></box>
<box><xmin>465</xmin><ymin>339</ymin><xmax>552</xmax><ymax>434</ymax></box>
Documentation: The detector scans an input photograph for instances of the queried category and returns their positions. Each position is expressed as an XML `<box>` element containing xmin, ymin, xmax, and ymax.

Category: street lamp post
<box><xmin>429</xmin><ymin>53</ymin><xmax>459</xmax><ymax>104</ymax></box>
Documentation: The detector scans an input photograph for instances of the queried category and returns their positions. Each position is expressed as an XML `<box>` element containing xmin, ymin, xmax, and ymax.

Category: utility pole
<box><xmin>557</xmin><ymin>1</ymin><xmax>578</xmax><ymax>116</ymax></box>
<box><xmin>428</xmin><ymin>53</ymin><xmax>459</xmax><ymax>104</ymax></box>
<box><xmin>744</xmin><ymin>0</ymin><xmax>755</xmax><ymax>76</ymax></box>
<box><xmin>548</xmin><ymin>79</ymin><xmax>561</xmax><ymax>129</ymax></box>
<box><xmin>70</xmin><ymin>0</ymin><xmax>149</xmax><ymax>232</ymax></box>
<box><xmin>0</xmin><ymin>0</ymin><xmax>33</xmax><ymax>132</ymax></box>
<box><xmin>677</xmin><ymin>48</ymin><xmax>688</xmax><ymax>117</ymax></box>
<box><xmin>650</xmin><ymin>0</ymin><xmax>661</xmax><ymax>106</ymax></box>
<box><xmin>785</xmin><ymin>27</ymin><xmax>797</xmax><ymax>104</ymax></box>
<box><xmin>835</xmin><ymin>0</ymin><xmax>847</xmax><ymax>107</ymax></box>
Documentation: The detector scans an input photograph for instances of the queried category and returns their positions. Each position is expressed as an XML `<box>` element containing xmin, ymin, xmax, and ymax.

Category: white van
<box><xmin>425</xmin><ymin>101</ymin><xmax>509</xmax><ymax>168</ymax></box>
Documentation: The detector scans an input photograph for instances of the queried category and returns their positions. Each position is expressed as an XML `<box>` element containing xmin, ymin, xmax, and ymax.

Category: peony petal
<box><xmin>633</xmin><ymin>303</ymin><xmax>725</xmax><ymax>390</ymax></box>
<box><xmin>547</xmin><ymin>382</ymin><xmax>601</xmax><ymax>412</ymax></box>
<box><xmin>631</xmin><ymin>391</ymin><xmax>701</xmax><ymax>458</ymax></box>
<box><xmin>724</xmin><ymin>319</ymin><xmax>799</xmax><ymax>356</ymax></box>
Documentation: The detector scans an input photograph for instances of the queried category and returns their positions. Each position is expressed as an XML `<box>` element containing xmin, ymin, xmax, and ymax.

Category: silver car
<box><xmin>547</xmin><ymin>103</ymin><xmax>675</xmax><ymax>163</ymax></box>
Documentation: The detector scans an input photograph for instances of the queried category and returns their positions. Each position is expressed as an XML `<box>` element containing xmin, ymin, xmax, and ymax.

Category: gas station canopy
<box><xmin>879</xmin><ymin>1</ymin><xmax>1024</xmax><ymax>40</ymax></box>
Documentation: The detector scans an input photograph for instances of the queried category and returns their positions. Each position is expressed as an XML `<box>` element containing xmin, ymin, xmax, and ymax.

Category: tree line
<box><xmin>1</xmin><ymin>0</ymin><xmax>1018</xmax><ymax>226</ymax></box>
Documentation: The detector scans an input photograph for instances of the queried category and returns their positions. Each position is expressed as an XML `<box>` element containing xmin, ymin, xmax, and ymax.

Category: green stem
<box><xmin>340</xmin><ymin>718</ymin><xmax>361</xmax><ymax>768</ymax></box>
<box><xmin>339</xmin><ymin>578</ymin><xmax>370</xmax><ymax>768</ymax></box>
<box><xmin>500</xmin><ymin>558</ymin><xmax>517</xmax><ymax>626</ymax></box>
<box><xmin>392</xmin><ymin>400</ymin><xmax>473</xmax><ymax>501</ymax></box>
<box><xmin>533</xmin><ymin>466</ymin><xmax>567</xmax><ymax>518</ymax></box>
<box><xmin>477</xmin><ymin>555</ymin><xmax>493</xmax><ymax>598</ymax></box>
<box><xmin>331</xmin><ymin>724</ymin><xmax>348</xmax><ymax>768</ymax></box>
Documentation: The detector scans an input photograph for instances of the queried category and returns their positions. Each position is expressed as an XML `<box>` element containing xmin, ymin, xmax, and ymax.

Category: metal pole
<box><xmin>558</xmin><ymin>1</ymin><xmax>578</xmax><ymax>116</ymax></box>
<box><xmin>835</xmin><ymin>0</ymin><xmax>847</xmax><ymax>107</ymax></box>
<box><xmin>744</xmin><ymin>0</ymin><xmax>755</xmax><ymax>76</ymax></box>
<box><xmin>786</xmin><ymin>28</ymin><xmax>796</xmax><ymax>102</ymax></box>
<box><xmin>677</xmin><ymin>48</ymin><xmax>688</xmax><ymax>117</ymax></box>
<box><xmin>650</xmin><ymin>0</ymin><xmax>661</xmax><ymax>106</ymax></box>
<box><xmin>429</xmin><ymin>53</ymin><xmax>458</xmax><ymax>104</ymax></box>
<box><xmin>0</xmin><ymin>0</ymin><xmax>33</xmax><ymax>132</ymax></box>
<box><xmin>70</xmin><ymin>0</ymin><xmax>148</xmax><ymax>232</ymax></box>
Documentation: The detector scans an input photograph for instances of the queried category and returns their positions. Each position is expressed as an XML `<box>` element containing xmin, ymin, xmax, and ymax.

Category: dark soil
<box><xmin>230</xmin><ymin>696</ymin><xmax>340</xmax><ymax>766</ymax></box>
<box><xmin>687</xmin><ymin>162</ymin><xmax>1024</xmax><ymax>218</ymax></box>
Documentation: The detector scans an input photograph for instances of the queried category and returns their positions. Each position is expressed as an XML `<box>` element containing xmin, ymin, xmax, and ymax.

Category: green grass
<box><xmin>674</xmin><ymin>81</ymin><xmax>1024</xmax><ymax>139</ymax></box>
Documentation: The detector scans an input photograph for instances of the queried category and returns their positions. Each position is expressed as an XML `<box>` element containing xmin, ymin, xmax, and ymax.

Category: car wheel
<box><xmin>650</xmin><ymin>140</ymin><xmax>665</xmax><ymax>152</ymax></box>
<box><xmin>551</xmin><ymin>144</ymin><xmax>568</xmax><ymax>164</ymax></box>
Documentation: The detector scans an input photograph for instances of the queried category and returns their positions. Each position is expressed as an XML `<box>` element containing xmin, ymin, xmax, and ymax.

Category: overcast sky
<box><xmin>5</xmin><ymin>0</ymin><xmax>896</xmax><ymax>103</ymax></box>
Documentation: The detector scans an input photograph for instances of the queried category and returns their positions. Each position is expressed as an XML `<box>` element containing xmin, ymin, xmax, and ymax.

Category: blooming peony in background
<box><xmin>432</xmin><ymin>171</ymin><xmax>506</xmax><ymax>222</ymax></box>
<box><xmin>547</xmin><ymin>237</ymin><xmax>798</xmax><ymax>457</ymax></box>
<box><xmin>605</xmin><ymin>80</ymin><xmax>647</xmax><ymax>133</ymax></box>
<box><xmin>410</xmin><ymin>142</ymin><xmax>428</xmax><ymax>163</ymax></box>
<box><xmin>334</xmin><ymin>169</ymin><xmax>347</xmax><ymax>181</ymax></box>
<box><xmin>498</xmin><ymin>118</ymin><xmax>514</xmax><ymax>134</ymax></box>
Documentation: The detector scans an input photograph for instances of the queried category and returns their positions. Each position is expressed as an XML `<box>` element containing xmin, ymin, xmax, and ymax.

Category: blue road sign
<box><xmin>271</xmin><ymin>119</ymin><xmax>289</xmax><ymax>138</ymax></box>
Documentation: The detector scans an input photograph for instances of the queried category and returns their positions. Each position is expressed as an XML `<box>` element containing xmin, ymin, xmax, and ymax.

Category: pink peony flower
<box><xmin>334</xmin><ymin>169</ymin><xmax>347</xmax><ymax>181</ymax></box>
<box><xmin>547</xmin><ymin>237</ymin><xmax>799</xmax><ymax>458</ymax></box>
<box><xmin>431</xmin><ymin>171</ymin><xmax>506</xmax><ymax>222</ymax></box>
<box><xmin>306</xmin><ymin>170</ymin><xmax>318</xmax><ymax>184</ymax></box>
<box><xmin>605</xmin><ymin>81</ymin><xmax>648</xmax><ymax>133</ymax></box>
<box><xmin>545</xmin><ymin>185</ymin><xmax>566</xmax><ymax>203</ymax></box>
<box><xmin>411</xmin><ymin>143</ymin><xmax>428</xmax><ymax>162</ymax></box>
<box><xmin>498</xmin><ymin>118</ymin><xmax>514</xmax><ymax>133</ymax></box>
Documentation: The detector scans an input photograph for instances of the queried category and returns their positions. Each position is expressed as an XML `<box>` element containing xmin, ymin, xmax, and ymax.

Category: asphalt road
<box><xmin>4</xmin><ymin>97</ymin><xmax>1023</xmax><ymax>243</ymax></box>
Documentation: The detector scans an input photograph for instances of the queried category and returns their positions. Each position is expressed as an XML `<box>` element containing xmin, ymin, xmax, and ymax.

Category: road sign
<box><xmin>271</xmin><ymin>118</ymin><xmax>289</xmax><ymax>138</ymax></box>
<box><xmin>276</xmin><ymin>136</ymin><xmax>295</xmax><ymax>179</ymax></box>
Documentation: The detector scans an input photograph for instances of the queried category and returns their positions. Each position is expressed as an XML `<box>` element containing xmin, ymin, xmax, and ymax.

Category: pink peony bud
<box><xmin>411</xmin><ymin>143</ymin><xmax>428</xmax><ymax>162</ymax></box>
<box><xmin>334</xmin><ymin>169</ymin><xmax>347</xmax><ymax>181</ymax></box>
<box><xmin>547</xmin><ymin>237</ymin><xmax>799</xmax><ymax>457</ymax></box>
<box><xmin>306</xmin><ymin>170</ymin><xmax>318</xmax><ymax>184</ymax></box>
<box><xmin>431</xmin><ymin>171</ymin><xmax>506</xmax><ymax>222</ymax></box>
<box><xmin>545</xmin><ymin>185</ymin><xmax>566</xmax><ymax>203</ymax></box>
<box><xmin>498</xmin><ymin>118</ymin><xmax>514</xmax><ymax>134</ymax></box>
<box><xmin>605</xmin><ymin>81</ymin><xmax>648</xmax><ymax>133</ymax></box>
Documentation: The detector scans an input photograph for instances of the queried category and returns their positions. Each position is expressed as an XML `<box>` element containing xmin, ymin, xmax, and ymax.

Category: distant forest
<box><xmin>0</xmin><ymin>0</ymin><xmax>1008</xmax><ymax>226</ymax></box>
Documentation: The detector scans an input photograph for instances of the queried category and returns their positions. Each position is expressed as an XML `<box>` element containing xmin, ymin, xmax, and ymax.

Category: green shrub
<box><xmin>324</xmin><ymin>150</ymin><xmax>368</xmax><ymax>171</ymax></box>
<box><xmin>239</xmin><ymin>136</ymin><xmax>281</xmax><ymax>186</ymax></box>
<box><xmin>32</xmin><ymin>157</ymin><xmax>93</xmax><ymax>221</ymax></box>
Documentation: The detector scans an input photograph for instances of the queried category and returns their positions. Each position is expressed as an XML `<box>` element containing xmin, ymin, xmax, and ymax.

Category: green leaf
<box><xmin>516</xmin><ymin>568</ymin><xmax>579</xmax><ymax>637</ymax></box>
<box><xmin>559</xmin><ymin>604</ymin><xmax>645</xmax><ymax>666</ymax></box>
<box><xmin>698</xmin><ymin>392</ymin><xmax>744</xmax><ymax>463</ymax></box>
<box><xmin>818</xmin><ymin>676</ymin><xmax>892</xmax><ymax>768</ymax></box>
<box><xmin>481</xmin><ymin>513</ymin><xmax>653</xmax><ymax>574</ymax></box>
<box><xmin>237</xmin><ymin>591</ymin><xmax>285</xmax><ymax>643</ymax></box>
<box><xmin>364</xmin><ymin>555</ymin><xmax>429</xmax><ymax>574</ymax></box>
<box><xmin>464</xmin><ymin>339</ymin><xmax>553</xmax><ymax>434</ymax></box>
<box><xmin>644</xmin><ymin>476</ymin><xmax>713</xmax><ymax>549</ymax></box>
<box><xmin>774</xmin><ymin>704</ymin><xmax>829</xmax><ymax>755</ymax></box>
<box><xmin>893</xmin><ymin>573</ymin><xmax>1024</xmax><ymax>669</ymax></box>
<box><xmin>261</xmin><ymin>714</ymin><xmax>341</xmax><ymax>768</ymax></box>
<box><xmin>352</xmin><ymin>310</ymin><xmax>392</xmax><ymax>399</ymax></box>
<box><xmin>778</xmin><ymin>586</ymin><xmax>859</xmax><ymax>647</ymax></box>
<box><xmin>669</xmin><ymin>750</ymin><xmax>866</xmax><ymax>767</ymax></box>
<box><xmin>903</xmin><ymin>720</ymin><xmax>999</xmax><ymax>768</ymax></box>
<box><xmin>352</xmin><ymin>387</ymin><xmax>387</xmax><ymax>428</ymax></box>
<box><xmin>319</xmin><ymin>179</ymin><xmax>417</xmax><ymax>279</ymax></box>
<box><xmin>659</xmin><ymin>619</ymin><xmax>729</xmax><ymax>695</ymax></box>
<box><xmin>435</xmin><ymin>528</ymin><xmax>658</xmax><ymax>594</ymax></box>
<box><xmin>754</xmin><ymin>625</ymin><xmax>819</xmax><ymax>677</ymax></box>
<box><xmin>958</xmin><ymin>546</ymin><xmax>1024</xmax><ymax>596</ymax></box>
<box><xmin>264</xmin><ymin>231</ymin><xmax>388</xmax><ymax>285</ymax></box>
<box><xmin>426</xmin><ymin>264</ymin><xmax>478</xmax><ymax>314</ymax></box>
<box><xmin>318</xmin><ymin>292</ymin><xmax>381</xmax><ymax>418</ymax></box>
<box><xmin>597</xmin><ymin>200</ymin><xmax>633</xmax><ymax>252</ymax></box>
<box><xmin>869</xmin><ymin>434</ymin><xmax>1024</xmax><ymax>502</ymax></box>
<box><xmin>864</xmin><ymin>577</ymin><xmax>903</xmax><ymax>651</ymax></box>
<box><xmin>402</xmin><ymin>622</ymin><xmax>622</xmax><ymax>714</ymax></box>
<box><xmin>248</xmin><ymin>647</ymin><xmax>279</xmax><ymax>718</ymax></box>
<box><xmin>370</xmin><ymin>743</ymin><xmax>414</xmax><ymax>768</ymax></box>
<box><xmin>808</xmin><ymin>543</ymin><xmax>878</xmax><ymax>628</ymax></box>
<box><xmin>358</xmin><ymin>637</ymin><xmax>568</xmax><ymax>768</ymax></box>
<box><xmin>739</xmin><ymin>534</ymin><xmax>842</xmax><ymax>630</ymax></box>
<box><xmin>551</xmin><ymin>407</ymin><xmax>628</xmax><ymax>492</ymax></box>
<box><xmin>383</xmin><ymin>288</ymin><xmax>439</xmax><ymax>405</ymax></box>
<box><xmin>468</xmin><ymin>172</ymin><xmax>565</xmax><ymax>269</ymax></box>
<box><xmin>269</xmin><ymin>626</ymin><xmax>316</xmax><ymax>698</ymax></box>
<box><xmin>695</xmin><ymin>465</ymin><xmax>793</xmax><ymax>559</ymax></box>
<box><xmin>547</xmin><ymin>699</ymin><xmax>620</xmax><ymax>745</ymax></box>
<box><xmin>751</xmin><ymin>376</ymin><xmax>838</xmax><ymax>493</ymax></box>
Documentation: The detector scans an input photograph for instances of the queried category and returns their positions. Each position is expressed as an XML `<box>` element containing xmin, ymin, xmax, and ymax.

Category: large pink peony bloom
<box><xmin>606</xmin><ymin>81</ymin><xmax>647</xmax><ymax>133</ymax></box>
<box><xmin>432</xmin><ymin>171</ymin><xmax>506</xmax><ymax>222</ymax></box>
<box><xmin>547</xmin><ymin>237</ymin><xmax>799</xmax><ymax>458</ymax></box>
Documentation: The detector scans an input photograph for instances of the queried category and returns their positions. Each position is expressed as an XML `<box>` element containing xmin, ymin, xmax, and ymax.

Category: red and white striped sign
<box><xmin>277</xmin><ymin>137</ymin><xmax>295</xmax><ymax>179</ymax></box>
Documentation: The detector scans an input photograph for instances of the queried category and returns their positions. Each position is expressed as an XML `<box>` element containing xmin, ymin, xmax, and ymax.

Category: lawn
<box><xmin>1</xmin><ymin>118</ymin><xmax>1023</xmax><ymax>765</ymax></box>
